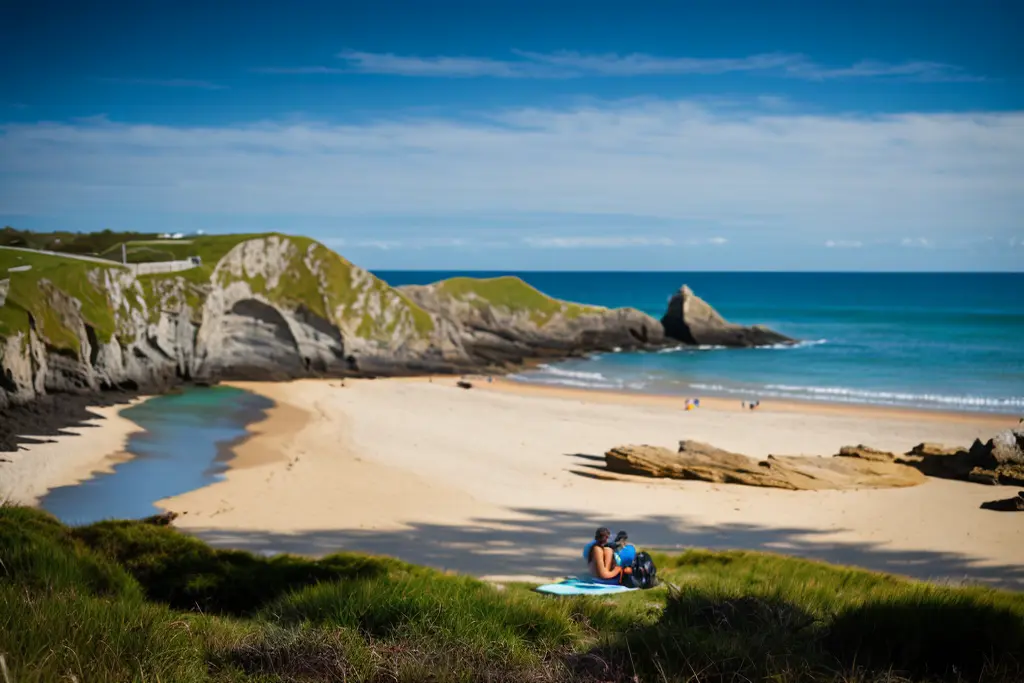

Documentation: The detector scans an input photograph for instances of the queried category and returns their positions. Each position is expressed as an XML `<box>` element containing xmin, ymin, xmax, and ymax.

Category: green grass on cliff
<box><xmin>436</xmin><ymin>276</ymin><xmax>603</xmax><ymax>326</ymax></box>
<box><xmin>0</xmin><ymin>249</ymin><xmax>123</xmax><ymax>352</ymax></box>
<box><xmin>98</xmin><ymin>233</ymin><xmax>266</xmax><ymax>266</ymax></box>
<box><xmin>0</xmin><ymin>234</ymin><xmax>436</xmax><ymax>356</ymax></box>
<box><xmin>2</xmin><ymin>506</ymin><xmax>1022</xmax><ymax>683</ymax></box>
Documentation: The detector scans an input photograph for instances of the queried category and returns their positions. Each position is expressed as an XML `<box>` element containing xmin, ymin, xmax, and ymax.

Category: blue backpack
<box><xmin>583</xmin><ymin>541</ymin><xmax>634</xmax><ymax>567</ymax></box>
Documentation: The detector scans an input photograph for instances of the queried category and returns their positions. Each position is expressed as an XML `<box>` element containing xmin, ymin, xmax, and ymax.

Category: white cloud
<box><xmin>97</xmin><ymin>78</ymin><xmax>227</xmax><ymax>90</ymax></box>
<box><xmin>900</xmin><ymin>237</ymin><xmax>934</xmax><ymax>248</ymax></box>
<box><xmin>325</xmin><ymin>237</ymin><xmax>471</xmax><ymax>250</ymax></box>
<box><xmin>521</xmin><ymin>235</ymin><xmax>726</xmax><ymax>248</ymax></box>
<box><xmin>1</xmin><ymin>101</ymin><xmax>1021</xmax><ymax>250</ymax></box>
<box><xmin>825</xmin><ymin>240</ymin><xmax>863</xmax><ymax>248</ymax></box>
<box><xmin>257</xmin><ymin>50</ymin><xmax>979</xmax><ymax>82</ymax></box>
<box><xmin>523</xmin><ymin>236</ymin><xmax>676</xmax><ymax>248</ymax></box>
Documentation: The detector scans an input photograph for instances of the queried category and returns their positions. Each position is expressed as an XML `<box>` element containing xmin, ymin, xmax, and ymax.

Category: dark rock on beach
<box><xmin>898</xmin><ymin>429</ymin><xmax>1024</xmax><ymax>486</ymax></box>
<box><xmin>660</xmin><ymin>285</ymin><xmax>794</xmax><ymax>347</ymax></box>
<box><xmin>980</xmin><ymin>491</ymin><xmax>1024</xmax><ymax>512</ymax></box>
<box><xmin>0</xmin><ymin>389</ymin><xmax>140</xmax><ymax>453</ymax></box>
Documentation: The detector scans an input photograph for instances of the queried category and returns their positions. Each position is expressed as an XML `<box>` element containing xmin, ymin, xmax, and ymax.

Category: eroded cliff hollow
<box><xmin>0</xmin><ymin>234</ymin><xmax>666</xmax><ymax>407</ymax></box>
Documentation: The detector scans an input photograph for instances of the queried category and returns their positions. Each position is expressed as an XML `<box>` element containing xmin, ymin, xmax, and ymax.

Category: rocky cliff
<box><xmin>399</xmin><ymin>277</ymin><xmax>663</xmax><ymax>367</ymax></box>
<box><xmin>0</xmin><ymin>234</ymin><xmax>666</xmax><ymax>408</ymax></box>
<box><xmin>661</xmin><ymin>285</ymin><xmax>793</xmax><ymax>347</ymax></box>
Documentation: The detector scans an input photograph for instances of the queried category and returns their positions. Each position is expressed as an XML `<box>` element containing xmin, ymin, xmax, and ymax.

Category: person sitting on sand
<box><xmin>585</xmin><ymin>527</ymin><xmax>632</xmax><ymax>582</ymax></box>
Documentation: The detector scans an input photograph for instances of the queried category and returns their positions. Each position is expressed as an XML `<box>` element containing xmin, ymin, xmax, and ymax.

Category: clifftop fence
<box><xmin>127</xmin><ymin>259</ymin><xmax>199</xmax><ymax>275</ymax></box>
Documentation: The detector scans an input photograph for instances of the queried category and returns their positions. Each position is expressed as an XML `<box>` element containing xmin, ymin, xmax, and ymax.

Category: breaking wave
<box><xmin>689</xmin><ymin>382</ymin><xmax>1024</xmax><ymax>411</ymax></box>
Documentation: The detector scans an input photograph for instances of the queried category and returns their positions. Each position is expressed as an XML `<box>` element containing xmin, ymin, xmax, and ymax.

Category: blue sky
<box><xmin>1</xmin><ymin>0</ymin><xmax>1022</xmax><ymax>271</ymax></box>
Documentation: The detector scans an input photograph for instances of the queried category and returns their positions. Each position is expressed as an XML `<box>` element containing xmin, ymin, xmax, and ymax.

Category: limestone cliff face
<box><xmin>0</xmin><ymin>235</ymin><xmax>663</xmax><ymax>406</ymax></box>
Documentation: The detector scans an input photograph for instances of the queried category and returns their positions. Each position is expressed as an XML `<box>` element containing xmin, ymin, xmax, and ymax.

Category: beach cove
<box><xmin>4</xmin><ymin>377</ymin><xmax>1021</xmax><ymax>587</ymax></box>
<box><xmin>129</xmin><ymin>377</ymin><xmax>1024</xmax><ymax>590</ymax></box>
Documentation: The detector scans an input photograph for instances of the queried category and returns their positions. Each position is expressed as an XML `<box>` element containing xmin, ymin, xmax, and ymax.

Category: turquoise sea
<box><xmin>377</xmin><ymin>272</ymin><xmax>1024</xmax><ymax>415</ymax></box>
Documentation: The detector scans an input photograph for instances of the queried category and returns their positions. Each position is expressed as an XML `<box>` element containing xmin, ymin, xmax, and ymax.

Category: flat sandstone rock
<box><xmin>604</xmin><ymin>441</ymin><xmax>926</xmax><ymax>491</ymax></box>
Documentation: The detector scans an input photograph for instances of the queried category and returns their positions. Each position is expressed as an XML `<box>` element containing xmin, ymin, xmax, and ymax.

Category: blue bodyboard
<box><xmin>534</xmin><ymin>576</ymin><xmax>637</xmax><ymax>596</ymax></box>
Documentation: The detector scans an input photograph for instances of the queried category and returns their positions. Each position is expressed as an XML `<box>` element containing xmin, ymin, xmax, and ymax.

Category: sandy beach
<box><xmin>0</xmin><ymin>399</ymin><xmax>147</xmax><ymax>506</ymax></box>
<box><xmin>144</xmin><ymin>377</ymin><xmax>1024</xmax><ymax>589</ymax></box>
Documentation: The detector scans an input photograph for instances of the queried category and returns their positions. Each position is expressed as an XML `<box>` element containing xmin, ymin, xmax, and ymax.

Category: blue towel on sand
<box><xmin>534</xmin><ymin>576</ymin><xmax>637</xmax><ymax>596</ymax></box>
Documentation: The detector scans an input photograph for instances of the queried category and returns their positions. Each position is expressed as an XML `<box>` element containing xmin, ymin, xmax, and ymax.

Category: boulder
<box><xmin>898</xmin><ymin>436</ymin><xmax>1024</xmax><ymax>486</ymax></box>
<box><xmin>603</xmin><ymin>441</ymin><xmax>925</xmax><ymax>491</ymax></box>
<box><xmin>980</xmin><ymin>491</ymin><xmax>1024</xmax><ymax>512</ymax></box>
<box><xmin>659</xmin><ymin>285</ymin><xmax>794</xmax><ymax>347</ymax></box>
<box><xmin>973</xmin><ymin>428</ymin><xmax>1024</xmax><ymax>467</ymax></box>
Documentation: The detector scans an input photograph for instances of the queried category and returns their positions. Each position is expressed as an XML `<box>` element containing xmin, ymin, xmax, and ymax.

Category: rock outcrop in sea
<box><xmin>660</xmin><ymin>285</ymin><xmax>793</xmax><ymax>347</ymax></box>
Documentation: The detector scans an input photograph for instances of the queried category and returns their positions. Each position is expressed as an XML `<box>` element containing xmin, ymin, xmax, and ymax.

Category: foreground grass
<box><xmin>1</xmin><ymin>507</ymin><xmax>1022</xmax><ymax>682</ymax></box>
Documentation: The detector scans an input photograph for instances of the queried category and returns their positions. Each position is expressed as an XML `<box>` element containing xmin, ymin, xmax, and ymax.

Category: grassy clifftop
<box><xmin>2</xmin><ymin>505</ymin><xmax>1022</xmax><ymax>683</ymax></box>
<box><xmin>1</xmin><ymin>233</ymin><xmax>624</xmax><ymax>360</ymax></box>
<box><xmin>0</xmin><ymin>233</ymin><xmax>438</xmax><ymax>357</ymax></box>
<box><xmin>435</xmin><ymin>276</ymin><xmax>604</xmax><ymax>326</ymax></box>
<box><xmin>0</xmin><ymin>250</ymin><xmax>132</xmax><ymax>352</ymax></box>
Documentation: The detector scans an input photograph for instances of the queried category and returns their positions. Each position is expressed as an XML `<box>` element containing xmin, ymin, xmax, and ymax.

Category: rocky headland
<box><xmin>0</xmin><ymin>232</ymin><xmax>789</xmax><ymax>448</ymax></box>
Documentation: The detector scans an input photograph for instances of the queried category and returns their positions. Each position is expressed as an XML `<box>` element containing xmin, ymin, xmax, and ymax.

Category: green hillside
<box><xmin>1</xmin><ymin>506</ymin><xmax>1021</xmax><ymax>683</ymax></box>
<box><xmin>0</xmin><ymin>249</ymin><xmax>129</xmax><ymax>350</ymax></box>
<box><xmin>435</xmin><ymin>276</ymin><xmax>604</xmax><ymax>325</ymax></box>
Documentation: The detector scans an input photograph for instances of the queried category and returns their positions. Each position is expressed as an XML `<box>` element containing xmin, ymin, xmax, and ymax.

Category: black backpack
<box><xmin>626</xmin><ymin>551</ymin><xmax>657</xmax><ymax>589</ymax></box>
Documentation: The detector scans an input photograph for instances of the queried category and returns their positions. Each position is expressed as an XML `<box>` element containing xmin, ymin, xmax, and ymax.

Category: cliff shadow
<box><xmin>185</xmin><ymin>507</ymin><xmax>1024</xmax><ymax>591</ymax></box>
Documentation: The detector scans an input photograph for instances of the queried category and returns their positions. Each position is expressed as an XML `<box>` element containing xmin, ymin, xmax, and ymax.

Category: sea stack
<box><xmin>660</xmin><ymin>284</ymin><xmax>794</xmax><ymax>347</ymax></box>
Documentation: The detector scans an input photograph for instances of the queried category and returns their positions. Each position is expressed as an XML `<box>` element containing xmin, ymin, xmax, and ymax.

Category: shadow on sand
<box><xmin>189</xmin><ymin>506</ymin><xmax>1024</xmax><ymax>592</ymax></box>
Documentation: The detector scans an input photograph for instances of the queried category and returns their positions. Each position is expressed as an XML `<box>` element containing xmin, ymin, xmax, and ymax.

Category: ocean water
<box><xmin>376</xmin><ymin>271</ymin><xmax>1024</xmax><ymax>415</ymax></box>
<box><xmin>40</xmin><ymin>386</ymin><xmax>272</xmax><ymax>525</ymax></box>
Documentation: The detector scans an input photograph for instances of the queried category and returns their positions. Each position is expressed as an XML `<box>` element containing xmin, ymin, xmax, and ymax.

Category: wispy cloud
<box><xmin>784</xmin><ymin>60</ymin><xmax>982</xmax><ymax>83</ymax></box>
<box><xmin>522</xmin><ymin>235</ymin><xmax>727</xmax><ymax>248</ymax></box>
<box><xmin>523</xmin><ymin>236</ymin><xmax>675</xmax><ymax>248</ymax></box>
<box><xmin>900</xmin><ymin>237</ymin><xmax>934</xmax><ymax>248</ymax></box>
<box><xmin>97</xmin><ymin>77</ymin><xmax>227</xmax><ymax>90</ymax></box>
<box><xmin>324</xmin><ymin>237</ymin><xmax>472</xmax><ymax>250</ymax></box>
<box><xmin>1</xmin><ymin>100</ymin><xmax>1020</xmax><ymax>251</ymax></box>
<box><xmin>825</xmin><ymin>240</ymin><xmax>864</xmax><ymax>248</ymax></box>
<box><xmin>257</xmin><ymin>49</ymin><xmax>980</xmax><ymax>82</ymax></box>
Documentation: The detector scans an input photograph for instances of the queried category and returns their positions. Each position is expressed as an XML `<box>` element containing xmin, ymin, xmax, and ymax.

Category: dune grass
<box><xmin>1</xmin><ymin>507</ymin><xmax>1022</xmax><ymax>682</ymax></box>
